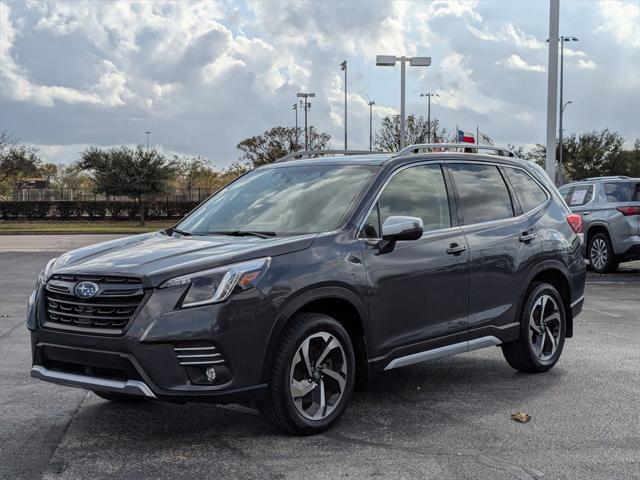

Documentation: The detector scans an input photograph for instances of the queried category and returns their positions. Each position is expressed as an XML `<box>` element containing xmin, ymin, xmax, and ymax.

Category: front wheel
<box><xmin>502</xmin><ymin>282</ymin><xmax>566</xmax><ymax>373</ymax></box>
<box><xmin>589</xmin><ymin>232</ymin><xmax>618</xmax><ymax>273</ymax></box>
<box><xmin>258</xmin><ymin>312</ymin><xmax>355</xmax><ymax>435</ymax></box>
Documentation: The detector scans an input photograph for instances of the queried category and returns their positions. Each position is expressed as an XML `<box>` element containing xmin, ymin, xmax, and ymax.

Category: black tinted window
<box><xmin>604</xmin><ymin>182</ymin><xmax>640</xmax><ymax>202</ymax></box>
<box><xmin>361</xmin><ymin>164</ymin><xmax>450</xmax><ymax>238</ymax></box>
<box><xmin>449</xmin><ymin>163</ymin><xmax>514</xmax><ymax>224</ymax></box>
<box><xmin>505</xmin><ymin>167</ymin><xmax>548</xmax><ymax>212</ymax></box>
<box><xmin>567</xmin><ymin>185</ymin><xmax>593</xmax><ymax>206</ymax></box>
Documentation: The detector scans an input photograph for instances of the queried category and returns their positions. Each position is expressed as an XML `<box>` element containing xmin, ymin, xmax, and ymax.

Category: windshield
<box><xmin>177</xmin><ymin>164</ymin><xmax>377</xmax><ymax>235</ymax></box>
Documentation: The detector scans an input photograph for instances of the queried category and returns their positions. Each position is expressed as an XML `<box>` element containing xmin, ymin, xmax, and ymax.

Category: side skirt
<box><xmin>383</xmin><ymin>335</ymin><xmax>502</xmax><ymax>371</ymax></box>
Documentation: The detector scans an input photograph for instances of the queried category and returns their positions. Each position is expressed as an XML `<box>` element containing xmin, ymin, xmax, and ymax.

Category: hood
<box><xmin>51</xmin><ymin>231</ymin><xmax>316</xmax><ymax>286</ymax></box>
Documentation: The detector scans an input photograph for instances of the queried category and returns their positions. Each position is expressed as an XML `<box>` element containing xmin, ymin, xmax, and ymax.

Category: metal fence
<box><xmin>2</xmin><ymin>188</ymin><xmax>216</xmax><ymax>202</ymax></box>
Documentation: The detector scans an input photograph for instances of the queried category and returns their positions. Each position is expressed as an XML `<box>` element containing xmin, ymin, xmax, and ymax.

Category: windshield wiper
<box><xmin>171</xmin><ymin>227</ymin><xmax>192</xmax><ymax>236</ymax></box>
<box><xmin>201</xmin><ymin>230</ymin><xmax>277</xmax><ymax>239</ymax></box>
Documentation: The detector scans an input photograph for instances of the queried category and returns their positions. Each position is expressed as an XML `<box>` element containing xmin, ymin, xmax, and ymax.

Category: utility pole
<box><xmin>368</xmin><ymin>100</ymin><xmax>375</xmax><ymax>150</ymax></box>
<box><xmin>545</xmin><ymin>0</ymin><xmax>560</xmax><ymax>182</ymax></box>
<box><xmin>376</xmin><ymin>55</ymin><xmax>431</xmax><ymax>150</ymax></box>
<box><xmin>296</xmin><ymin>92</ymin><xmax>315</xmax><ymax>150</ymax></box>
<box><xmin>340</xmin><ymin>60</ymin><xmax>347</xmax><ymax>150</ymax></box>
<box><xmin>145</xmin><ymin>131</ymin><xmax>151</xmax><ymax>149</ymax></box>
<box><xmin>292</xmin><ymin>103</ymin><xmax>299</xmax><ymax>147</ymax></box>
<box><xmin>557</xmin><ymin>36</ymin><xmax>578</xmax><ymax>185</ymax></box>
<box><xmin>559</xmin><ymin>100</ymin><xmax>572</xmax><ymax>185</ymax></box>
<box><xmin>420</xmin><ymin>92</ymin><xmax>439</xmax><ymax>142</ymax></box>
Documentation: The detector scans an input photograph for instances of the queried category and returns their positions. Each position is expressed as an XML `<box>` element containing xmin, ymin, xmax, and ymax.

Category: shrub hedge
<box><xmin>0</xmin><ymin>201</ymin><xmax>200</xmax><ymax>220</ymax></box>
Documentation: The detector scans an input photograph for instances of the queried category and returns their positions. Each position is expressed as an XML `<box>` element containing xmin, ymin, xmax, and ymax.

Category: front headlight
<box><xmin>37</xmin><ymin>257</ymin><xmax>58</xmax><ymax>287</ymax></box>
<box><xmin>160</xmin><ymin>257</ymin><xmax>271</xmax><ymax>308</ymax></box>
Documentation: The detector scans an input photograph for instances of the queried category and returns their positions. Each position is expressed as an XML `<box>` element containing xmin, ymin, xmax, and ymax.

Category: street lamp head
<box><xmin>409</xmin><ymin>57</ymin><xmax>431</xmax><ymax>67</ymax></box>
<box><xmin>368</xmin><ymin>100</ymin><xmax>375</xmax><ymax>106</ymax></box>
<box><xmin>340</xmin><ymin>60</ymin><xmax>347</xmax><ymax>70</ymax></box>
<box><xmin>376</xmin><ymin>55</ymin><xmax>397</xmax><ymax>66</ymax></box>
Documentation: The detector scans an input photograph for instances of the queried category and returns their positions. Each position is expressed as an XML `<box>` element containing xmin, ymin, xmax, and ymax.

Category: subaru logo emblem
<box><xmin>74</xmin><ymin>281</ymin><xmax>99</xmax><ymax>299</ymax></box>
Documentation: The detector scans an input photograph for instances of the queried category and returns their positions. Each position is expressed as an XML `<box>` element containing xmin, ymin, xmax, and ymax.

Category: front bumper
<box><xmin>29</xmin><ymin>282</ymin><xmax>276</xmax><ymax>404</ymax></box>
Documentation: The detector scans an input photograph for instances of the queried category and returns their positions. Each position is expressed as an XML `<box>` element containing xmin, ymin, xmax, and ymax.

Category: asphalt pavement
<box><xmin>0</xmin><ymin>237</ymin><xmax>638</xmax><ymax>480</ymax></box>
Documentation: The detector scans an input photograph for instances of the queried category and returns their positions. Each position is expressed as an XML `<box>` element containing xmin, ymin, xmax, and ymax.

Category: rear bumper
<box><xmin>570</xmin><ymin>295</ymin><xmax>584</xmax><ymax>320</ymax></box>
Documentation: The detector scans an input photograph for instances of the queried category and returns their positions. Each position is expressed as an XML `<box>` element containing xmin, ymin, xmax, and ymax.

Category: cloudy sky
<box><xmin>1</xmin><ymin>0</ymin><xmax>639</xmax><ymax>168</ymax></box>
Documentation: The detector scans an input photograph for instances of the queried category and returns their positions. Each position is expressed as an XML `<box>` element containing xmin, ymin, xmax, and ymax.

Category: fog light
<box><xmin>205</xmin><ymin>366</ymin><xmax>217</xmax><ymax>382</ymax></box>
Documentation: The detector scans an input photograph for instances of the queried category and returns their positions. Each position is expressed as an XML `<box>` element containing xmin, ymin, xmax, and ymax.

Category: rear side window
<box><xmin>567</xmin><ymin>185</ymin><xmax>593</xmax><ymax>206</ymax></box>
<box><xmin>449</xmin><ymin>163</ymin><xmax>514</xmax><ymax>224</ymax></box>
<box><xmin>360</xmin><ymin>164</ymin><xmax>450</xmax><ymax>238</ymax></box>
<box><xmin>604</xmin><ymin>182</ymin><xmax>640</xmax><ymax>202</ymax></box>
<box><xmin>504</xmin><ymin>167</ymin><xmax>548</xmax><ymax>212</ymax></box>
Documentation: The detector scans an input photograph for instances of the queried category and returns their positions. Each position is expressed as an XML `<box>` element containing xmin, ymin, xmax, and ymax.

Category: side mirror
<box><xmin>378</xmin><ymin>216</ymin><xmax>423</xmax><ymax>253</ymax></box>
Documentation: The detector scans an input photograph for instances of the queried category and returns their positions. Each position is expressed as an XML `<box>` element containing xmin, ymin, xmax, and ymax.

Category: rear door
<box><xmin>446</xmin><ymin>162</ymin><xmax>542</xmax><ymax>338</ymax></box>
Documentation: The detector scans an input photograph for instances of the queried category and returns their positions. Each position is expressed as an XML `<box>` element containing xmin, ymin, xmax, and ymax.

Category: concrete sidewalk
<box><xmin>0</xmin><ymin>234</ymin><xmax>127</xmax><ymax>252</ymax></box>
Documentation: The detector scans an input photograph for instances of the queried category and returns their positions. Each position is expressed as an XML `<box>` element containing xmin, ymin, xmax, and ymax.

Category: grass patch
<box><xmin>0</xmin><ymin>220</ymin><xmax>174</xmax><ymax>234</ymax></box>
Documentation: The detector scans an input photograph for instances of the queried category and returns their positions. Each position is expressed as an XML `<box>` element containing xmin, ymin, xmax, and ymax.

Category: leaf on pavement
<box><xmin>511</xmin><ymin>412</ymin><xmax>531</xmax><ymax>423</ymax></box>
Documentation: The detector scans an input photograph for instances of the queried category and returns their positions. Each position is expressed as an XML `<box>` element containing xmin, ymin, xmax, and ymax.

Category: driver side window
<box><xmin>360</xmin><ymin>164</ymin><xmax>451</xmax><ymax>239</ymax></box>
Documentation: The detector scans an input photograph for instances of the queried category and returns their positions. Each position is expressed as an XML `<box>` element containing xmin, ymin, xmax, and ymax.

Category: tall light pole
<box><xmin>559</xmin><ymin>100</ymin><xmax>573</xmax><ymax>185</ymax></box>
<box><xmin>420</xmin><ymin>92</ymin><xmax>439</xmax><ymax>142</ymax></box>
<box><xmin>545</xmin><ymin>0</ymin><xmax>560</xmax><ymax>181</ymax></box>
<box><xmin>558</xmin><ymin>36</ymin><xmax>578</xmax><ymax>185</ymax></box>
<box><xmin>296</xmin><ymin>92</ymin><xmax>315</xmax><ymax>150</ymax></box>
<box><xmin>340</xmin><ymin>60</ymin><xmax>347</xmax><ymax>150</ymax></box>
<box><xmin>368</xmin><ymin>100</ymin><xmax>375</xmax><ymax>150</ymax></box>
<box><xmin>145</xmin><ymin>131</ymin><xmax>151</xmax><ymax>149</ymax></box>
<box><xmin>376</xmin><ymin>55</ymin><xmax>431</xmax><ymax>149</ymax></box>
<box><xmin>292</xmin><ymin>103</ymin><xmax>299</xmax><ymax>147</ymax></box>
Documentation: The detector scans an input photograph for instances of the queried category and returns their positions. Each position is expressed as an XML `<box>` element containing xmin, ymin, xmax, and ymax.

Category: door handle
<box><xmin>519</xmin><ymin>231</ymin><xmax>536</xmax><ymax>243</ymax></box>
<box><xmin>446</xmin><ymin>243</ymin><xmax>467</xmax><ymax>254</ymax></box>
<box><xmin>581</xmin><ymin>211</ymin><xmax>591</xmax><ymax>216</ymax></box>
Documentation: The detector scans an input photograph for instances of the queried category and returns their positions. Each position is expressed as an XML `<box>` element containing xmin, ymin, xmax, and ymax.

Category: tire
<box><xmin>588</xmin><ymin>232</ymin><xmax>618</xmax><ymax>273</ymax></box>
<box><xmin>257</xmin><ymin>312</ymin><xmax>355</xmax><ymax>435</ymax></box>
<box><xmin>502</xmin><ymin>282</ymin><xmax>566</xmax><ymax>373</ymax></box>
<box><xmin>92</xmin><ymin>390</ymin><xmax>148</xmax><ymax>403</ymax></box>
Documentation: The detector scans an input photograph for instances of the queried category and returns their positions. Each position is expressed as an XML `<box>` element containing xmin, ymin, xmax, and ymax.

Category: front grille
<box><xmin>43</xmin><ymin>274</ymin><xmax>146</xmax><ymax>334</ymax></box>
<box><xmin>174</xmin><ymin>345</ymin><xmax>226</xmax><ymax>366</ymax></box>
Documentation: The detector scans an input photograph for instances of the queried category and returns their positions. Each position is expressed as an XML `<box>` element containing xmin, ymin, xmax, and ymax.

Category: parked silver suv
<box><xmin>559</xmin><ymin>176</ymin><xmax>640</xmax><ymax>273</ymax></box>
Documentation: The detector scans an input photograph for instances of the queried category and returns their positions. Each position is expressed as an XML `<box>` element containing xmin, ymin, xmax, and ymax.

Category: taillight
<box><xmin>566</xmin><ymin>213</ymin><xmax>583</xmax><ymax>234</ymax></box>
<box><xmin>616</xmin><ymin>206</ymin><xmax>640</xmax><ymax>216</ymax></box>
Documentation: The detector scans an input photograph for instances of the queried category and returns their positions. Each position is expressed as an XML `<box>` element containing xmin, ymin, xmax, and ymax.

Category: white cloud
<box><xmin>576</xmin><ymin>59</ymin><xmax>596</xmax><ymax>70</ymax></box>
<box><xmin>467</xmin><ymin>22</ymin><xmax>544</xmax><ymax>49</ymax></box>
<box><xmin>596</xmin><ymin>0</ymin><xmax>640</xmax><ymax>48</ymax></box>
<box><xmin>437</xmin><ymin>53</ymin><xmax>508</xmax><ymax>114</ymax></box>
<box><xmin>498</xmin><ymin>54</ymin><xmax>546</xmax><ymax>73</ymax></box>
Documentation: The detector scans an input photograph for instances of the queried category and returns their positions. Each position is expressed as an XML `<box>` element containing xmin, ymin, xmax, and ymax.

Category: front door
<box><xmin>360</xmin><ymin>163</ymin><xmax>470</xmax><ymax>362</ymax></box>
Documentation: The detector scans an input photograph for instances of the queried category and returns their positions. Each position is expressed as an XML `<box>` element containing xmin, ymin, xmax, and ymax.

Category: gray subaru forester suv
<box><xmin>559</xmin><ymin>177</ymin><xmax>640</xmax><ymax>273</ymax></box>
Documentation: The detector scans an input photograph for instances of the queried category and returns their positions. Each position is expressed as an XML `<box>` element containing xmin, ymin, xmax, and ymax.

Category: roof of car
<box><xmin>562</xmin><ymin>176</ymin><xmax>639</xmax><ymax>185</ymax></box>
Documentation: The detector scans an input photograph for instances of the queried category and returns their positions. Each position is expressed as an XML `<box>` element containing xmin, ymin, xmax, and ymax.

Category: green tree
<box><xmin>237</xmin><ymin>126</ymin><xmax>331</xmax><ymax>168</ymax></box>
<box><xmin>375</xmin><ymin>115</ymin><xmax>450</xmax><ymax>152</ymax></box>
<box><xmin>175</xmin><ymin>156</ymin><xmax>219</xmax><ymax>198</ymax></box>
<box><xmin>78</xmin><ymin>145</ymin><xmax>178</xmax><ymax>225</ymax></box>
<box><xmin>0</xmin><ymin>131</ymin><xmax>42</xmax><ymax>191</ymax></box>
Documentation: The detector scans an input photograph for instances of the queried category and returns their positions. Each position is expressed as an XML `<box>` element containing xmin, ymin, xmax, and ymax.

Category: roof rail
<box><xmin>276</xmin><ymin>149</ymin><xmax>388</xmax><ymax>163</ymax></box>
<box><xmin>394</xmin><ymin>143</ymin><xmax>518</xmax><ymax>158</ymax></box>
<box><xmin>584</xmin><ymin>175</ymin><xmax>630</xmax><ymax>181</ymax></box>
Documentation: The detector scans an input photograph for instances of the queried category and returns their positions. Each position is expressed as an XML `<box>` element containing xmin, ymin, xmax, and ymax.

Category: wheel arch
<box><xmin>585</xmin><ymin>222</ymin><xmax>610</xmax><ymax>246</ymax></box>
<box><xmin>262</xmin><ymin>286</ymin><xmax>369</xmax><ymax>390</ymax></box>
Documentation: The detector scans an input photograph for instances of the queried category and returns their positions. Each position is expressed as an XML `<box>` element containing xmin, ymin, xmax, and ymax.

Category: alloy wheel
<box><xmin>289</xmin><ymin>332</ymin><xmax>347</xmax><ymax>421</ymax></box>
<box><xmin>529</xmin><ymin>294</ymin><xmax>561</xmax><ymax>362</ymax></box>
<box><xmin>590</xmin><ymin>238</ymin><xmax>608</xmax><ymax>270</ymax></box>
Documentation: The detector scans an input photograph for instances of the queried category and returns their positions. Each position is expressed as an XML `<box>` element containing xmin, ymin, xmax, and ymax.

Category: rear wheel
<box><xmin>92</xmin><ymin>391</ymin><xmax>148</xmax><ymax>403</ymax></box>
<box><xmin>502</xmin><ymin>282</ymin><xmax>566</xmax><ymax>373</ymax></box>
<box><xmin>258</xmin><ymin>312</ymin><xmax>355</xmax><ymax>435</ymax></box>
<box><xmin>588</xmin><ymin>232</ymin><xmax>618</xmax><ymax>273</ymax></box>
